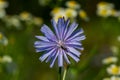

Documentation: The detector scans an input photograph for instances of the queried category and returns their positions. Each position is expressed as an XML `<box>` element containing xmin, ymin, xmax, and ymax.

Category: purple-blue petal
<box><xmin>59</xmin><ymin>18</ymin><xmax>65</xmax><ymax>40</ymax></box>
<box><xmin>39</xmin><ymin>48</ymin><xmax>56</xmax><ymax>62</ymax></box>
<box><xmin>67</xmin><ymin>46</ymin><xmax>81</xmax><ymax>57</ymax></box>
<box><xmin>41</xmin><ymin>24</ymin><xmax>57</xmax><ymax>41</ymax></box>
<box><xmin>58</xmin><ymin>50</ymin><xmax>63</xmax><ymax>67</ymax></box>
<box><xmin>57</xmin><ymin>18</ymin><xmax>64</xmax><ymax>40</ymax></box>
<box><xmin>50</xmin><ymin>50</ymin><xmax>59</xmax><ymax>68</ymax></box>
<box><xmin>69</xmin><ymin>35</ymin><xmax>86</xmax><ymax>41</ymax></box>
<box><xmin>51</xmin><ymin>19</ymin><xmax>59</xmax><ymax>40</ymax></box>
<box><xmin>35</xmin><ymin>47</ymin><xmax>54</xmax><ymax>52</ymax></box>
<box><xmin>35</xmin><ymin>36</ymin><xmax>49</xmax><ymax>42</ymax></box>
<box><xmin>65</xmin><ymin>41</ymin><xmax>82</xmax><ymax>46</ymax></box>
<box><xmin>63</xmin><ymin>50</ymin><xmax>70</xmax><ymax>64</ymax></box>
<box><xmin>69</xmin><ymin>45</ymin><xmax>84</xmax><ymax>50</ymax></box>
<box><xmin>66</xmin><ymin>52</ymin><xmax>80</xmax><ymax>62</ymax></box>
<box><xmin>34</xmin><ymin>41</ymin><xmax>55</xmax><ymax>47</ymax></box>
<box><xmin>64</xmin><ymin>22</ymin><xmax>78</xmax><ymax>40</ymax></box>
<box><xmin>63</xmin><ymin>19</ymin><xmax>70</xmax><ymax>39</ymax></box>
<box><xmin>66</xmin><ymin>29</ymin><xmax>84</xmax><ymax>41</ymax></box>
<box><xmin>45</xmin><ymin>49</ymin><xmax>57</xmax><ymax>63</ymax></box>
<box><xmin>34</xmin><ymin>41</ymin><xmax>56</xmax><ymax>52</ymax></box>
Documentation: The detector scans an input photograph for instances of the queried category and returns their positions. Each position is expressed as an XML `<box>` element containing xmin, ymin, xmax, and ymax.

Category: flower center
<box><xmin>57</xmin><ymin>40</ymin><xmax>67</xmax><ymax>51</ymax></box>
<box><xmin>58</xmin><ymin>40</ymin><xmax>63</xmax><ymax>46</ymax></box>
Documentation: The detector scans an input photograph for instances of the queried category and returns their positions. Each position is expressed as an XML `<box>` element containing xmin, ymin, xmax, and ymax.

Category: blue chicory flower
<box><xmin>34</xmin><ymin>17</ymin><xmax>86</xmax><ymax>68</ymax></box>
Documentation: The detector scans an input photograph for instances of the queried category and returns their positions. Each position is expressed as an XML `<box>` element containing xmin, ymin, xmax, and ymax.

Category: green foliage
<box><xmin>0</xmin><ymin>0</ymin><xmax>120</xmax><ymax>80</ymax></box>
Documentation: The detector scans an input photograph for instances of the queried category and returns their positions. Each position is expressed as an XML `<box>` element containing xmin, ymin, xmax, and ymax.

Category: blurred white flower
<box><xmin>97</xmin><ymin>9</ymin><xmax>112</xmax><ymax>17</ymax></box>
<box><xmin>33</xmin><ymin>17</ymin><xmax>43</xmax><ymax>26</ymax></box>
<box><xmin>11</xmin><ymin>16</ymin><xmax>21</xmax><ymax>27</ymax></box>
<box><xmin>2</xmin><ymin>55</ymin><xmax>12</xmax><ymax>63</ymax></box>
<box><xmin>53</xmin><ymin>12</ymin><xmax>66</xmax><ymax>22</ymax></box>
<box><xmin>51</xmin><ymin>7</ymin><xmax>65</xmax><ymax>15</ymax></box>
<box><xmin>97</xmin><ymin>2</ymin><xmax>114</xmax><ymax>10</ymax></box>
<box><xmin>97</xmin><ymin>2</ymin><xmax>116</xmax><ymax>17</ymax></box>
<box><xmin>51</xmin><ymin>7</ymin><xmax>66</xmax><ymax>22</ymax></box>
<box><xmin>65</xmin><ymin>8</ymin><xmax>77</xmax><ymax>18</ymax></box>
<box><xmin>3</xmin><ymin>38</ymin><xmax>8</xmax><ymax>46</ymax></box>
<box><xmin>0</xmin><ymin>9</ymin><xmax>6</xmax><ymax>18</ymax></box>
<box><xmin>97</xmin><ymin>2</ymin><xmax>120</xmax><ymax>18</ymax></box>
<box><xmin>0</xmin><ymin>32</ymin><xmax>8</xmax><ymax>46</ymax></box>
<box><xmin>102</xmin><ymin>56</ymin><xmax>118</xmax><ymax>64</ymax></box>
<box><xmin>103</xmin><ymin>76</ymin><xmax>120</xmax><ymax>80</ymax></box>
<box><xmin>111</xmin><ymin>46</ymin><xmax>119</xmax><ymax>55</ymax></box>
<box><xmin>79</xmin><ymin>10</ymin><xmax>89</xmax><ymax>21</ymax></box>
<box><xmin>66</xmin><ymin>1</ymin><xmax>80</xmax><ymax>9</ymax></box>
<box><xmin>19</xmin><ymin>11</ymin><xmax>33</xmax><ymax>21</ymax></box>
<box><xmin>51</xmin><ymin>7</ymin><xmax>78</xmax><ymax>22</ymax></box>
<box><xmin>0</xmin><ymin>0</ymin><xmax>8</xmax><ymax>9</ymax></box>
<box><xmin>111</xmin><ymin>10</ymin><xmax>120</xmax><ymax>17</ymax></box>
<box><xmin>107</xmin><ymin>64</ymin><xmax>120</xmax><ymax>75</ymax></box>
<box><xmin>3</xmin><ymin>15</ymin><xmax>22</xmax><ymax>29</ymax></box>
<box><xmin>51</xmin><ymin>2</ymin><xmax>89</xmax><ymax>22</ymax></box>
<box><xmin>111</xmin><ymin>76</ymin><xmax>120</xmax><ymax>80</ymax></box>
<box><xmin>103</xmin><ymin>78</ymin><xmax>110</xmax><ymax>80</ymax></box>
<box><xmin>117</xmin><ymin>36</ymin><xmax>120</xmax><ymax>42</ymax></box>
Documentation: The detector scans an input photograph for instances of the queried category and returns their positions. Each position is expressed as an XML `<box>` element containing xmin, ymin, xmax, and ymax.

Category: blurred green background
<box><xmin>0</xmin><ymin>0</ymin><xmax>120</xmax><ymax>80</ymax></box>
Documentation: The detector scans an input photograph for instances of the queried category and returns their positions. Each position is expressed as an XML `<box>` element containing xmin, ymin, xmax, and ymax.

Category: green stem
<box><xmin>62</xmin><ymin>68</ymin><xmax>67</xmax><ymax>80</ymax></box>
<box><xmin>62</xmin><ymin>65</ymin><xmax>69</xmax><ymax>80</ymax></box>
<box><xmin>58</xmin><ymin>67</ymin><xmax>62</xmax><ymax>80</ymax></box>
